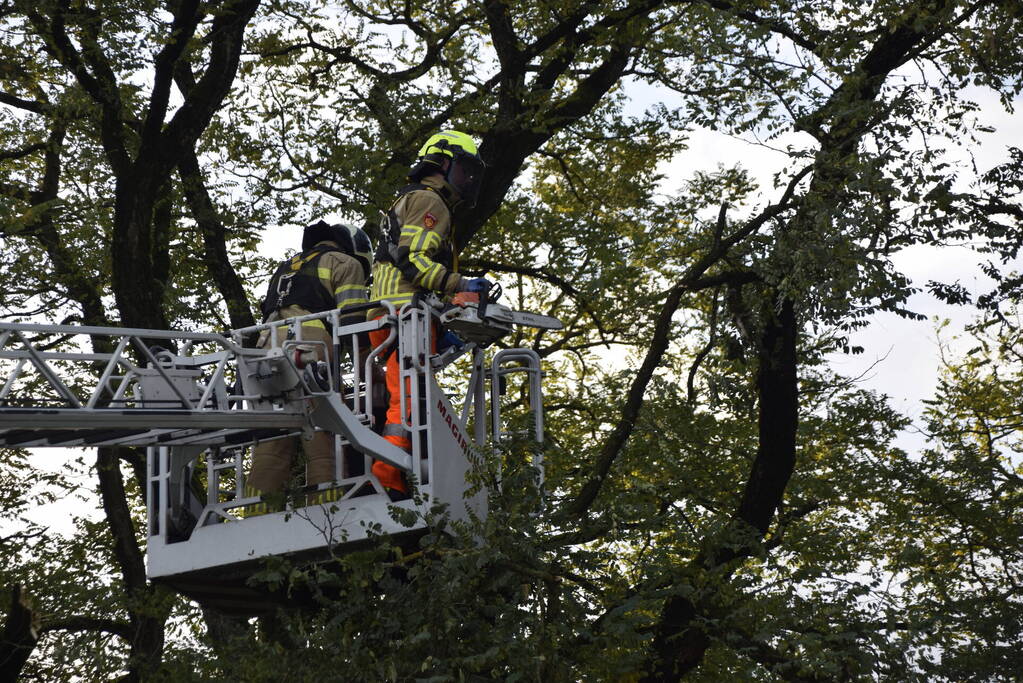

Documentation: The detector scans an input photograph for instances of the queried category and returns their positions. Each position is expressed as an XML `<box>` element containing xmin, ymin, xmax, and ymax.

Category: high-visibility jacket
<box><xmin>261</xmin><ymin>240</ymin><xmax>369</xmax><ymax>329</ymax></box>
<box><xmin>368</xmin><ymin>175</ymin><xmax>465</xmax><ymax>319</ymax></box>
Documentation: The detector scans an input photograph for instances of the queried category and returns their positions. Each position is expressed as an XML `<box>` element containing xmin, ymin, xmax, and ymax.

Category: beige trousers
<box><xmin>247</xmin><ymin>319</ymin><xmax>336</xmax><ymax>492</ymax></box>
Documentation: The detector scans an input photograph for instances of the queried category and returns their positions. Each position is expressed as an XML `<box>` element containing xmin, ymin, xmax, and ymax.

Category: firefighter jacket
<box><xmin>262</xmin><ymin>240</ymin><xmax>369</xmax><ymax>330</ymax></box>
<box><xmin>368</xmin><ymin>174</ymin><xmax>465</xmax><ymax>319</ymax></box>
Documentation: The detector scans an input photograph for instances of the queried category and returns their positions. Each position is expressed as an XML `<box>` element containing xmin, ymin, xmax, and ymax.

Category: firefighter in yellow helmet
<box><xmin>367</xmin><ymin>130</ymin><xmax>489</xmax><ymax>497</ymax></box>
<box><xmin>247</xmin><ymin>221</ymin><xmax>372</xmax><ymax>509</ymax></box>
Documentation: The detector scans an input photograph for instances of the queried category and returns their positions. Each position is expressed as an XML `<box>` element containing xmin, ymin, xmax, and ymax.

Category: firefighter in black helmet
<box><xmin>246</xmin><ymin>221</ymin><xmax>372</xmax><ymax>508</ymax></box>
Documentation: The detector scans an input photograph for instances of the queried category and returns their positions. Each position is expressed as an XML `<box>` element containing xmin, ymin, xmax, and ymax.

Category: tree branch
<box><xmin>39</xmin><ymin>615</ymin><xmax>133</xmax><ymax>641</ymax></box>
<box><xmin>702</xmin><ymin>0</ymin><xmax>821</xmax><ymax>55</ymax></box>
<box><xmin>0</xmin><ymin>141</ymin><xmax>46</xmax><ymax>162</ymax></box>
<box><xmin>0</xmin><ymin>90</ymin><xmax>49</xmax><ymax>114</ymax></box>
<box><xmin>177</xmin><ymin>147</ymin><xmax>257</xmax><ymax>330</ymax></box>
<box><xmin>556</xmin><ymin>166</ymin><xmax>809</xmax><ymax>522</ymax></box>
<box><xmin>163</xmin><ymin>0</ymin><xmax>261</xmax><ymax>153</ymax></box>
<box><xmin>460</xmin><ymin>257</ymin><xmax>614</xmax><ymax>344</ymax></box>
<box><xmin>556</xmin><ymin>281</ymin><xmax>687</xmax><ymax>520</ymax></box>
<box><xmin>29</xmin><ymin>1</ymin><xmax>132</xmax><ymax>174</ymax></box>
<box><xmin>141</xmin><ymin>0</ymin><xmax>203</xmax><ymax>148</ymax></box>
<box><xmin>96</xmin><ymin>446</ymin><xmax>168</xmax><ymax>679</ymax></box>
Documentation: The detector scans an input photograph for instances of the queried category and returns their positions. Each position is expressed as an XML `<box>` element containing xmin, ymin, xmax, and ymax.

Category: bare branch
<box><xmin>702</xmin><ymin>0</ymin><xmax>821</xmax><ymax>55</ymax></box>
<box><xmin>461</xmin><ymin>257</ymin><xmax>614</xmax><ymax>345</ymax></box>
<box><xmin>39</xmin><ymin>615</ymin><xmax>133</xmax><ymax>641</ymax></box>
<box><xmin>0</xmin><ymin>90</ymin><xmax>49</xmax><ymax>114</ymax></box>
<box><xmin>0</xmin><ymin>141</ymin><xmax>47</xmax><ymax>162</ymax></box>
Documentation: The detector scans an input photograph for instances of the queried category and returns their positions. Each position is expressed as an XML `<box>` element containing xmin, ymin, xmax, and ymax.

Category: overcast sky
<box><xmin>649</xmin><ymin>84</ymin><xmax>1021</xmax><ymax>452</ymax></box>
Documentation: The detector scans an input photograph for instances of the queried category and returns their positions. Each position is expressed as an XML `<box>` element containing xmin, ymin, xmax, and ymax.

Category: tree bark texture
<box><xmin>643</xmin><ymin>297</ymin><xmax>799</xmax><ymax>681</ymax></box>
<box><xmin>0</xmin><ymin>585</ymin><xmax>39</xmax><ymax>681</ymax></box>
<box><xmin>96</xmin><ymin>447</ymin><xmax>167</xmax><ymax>680</ymax></box>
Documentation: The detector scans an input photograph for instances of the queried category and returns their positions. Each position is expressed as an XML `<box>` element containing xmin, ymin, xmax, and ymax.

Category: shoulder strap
<box><xmin>397</xmin><ymin>182</ymin><xmax>428</xmax><ymax>197</ymax></box>
<box><xmin>302</xmin><ymin>244</ymin><xmax>343</xmax><ymax>260</ymax></box>
<box><xmin>378</xmin><ymin>184</ymin><xmax>429</xmax><ymax>256</ymax></box>
<box><xmin>374</xmin><ymin>183</ymin><xmax>454</xmax><ymax>265</ymax></box>
<box><xmin>261</xmin><ymin>245</ymin><xmax>344</xmax><ymax>320</ymax></box>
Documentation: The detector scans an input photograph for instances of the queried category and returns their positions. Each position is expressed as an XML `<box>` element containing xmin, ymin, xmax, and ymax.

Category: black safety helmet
<box><xmin>302</xmin><ymin>220</ymin><xmax>373</xmax><ymax>278</ymax></box>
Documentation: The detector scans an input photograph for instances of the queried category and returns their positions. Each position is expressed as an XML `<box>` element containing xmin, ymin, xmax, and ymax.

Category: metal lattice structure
<box><xmin>0</xmin><ymin>298</ymin><xmax>556</xmax><ymax>613</ymax></box>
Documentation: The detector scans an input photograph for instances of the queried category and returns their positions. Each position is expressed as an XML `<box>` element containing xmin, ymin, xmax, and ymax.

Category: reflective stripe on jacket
<box><xmin>368</xmin><ymin>176</ymin><xmax>463</xmax><ymax>319</ymax></box>
<box><xmin>262</xmin><ymin>240</ymin><xmax>369</xmax><ymax>328</ymax></box>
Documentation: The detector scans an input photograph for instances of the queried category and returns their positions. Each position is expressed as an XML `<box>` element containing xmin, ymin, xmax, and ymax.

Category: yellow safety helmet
<box><xmin>418</xmin><ymin>130</ymin><xmax>479</xmax><ymax>158</ymax></box>
<box><xmin>413</xmin><ymin>130</ymin><xmax>485</xmax><ymax>208</ymax></box>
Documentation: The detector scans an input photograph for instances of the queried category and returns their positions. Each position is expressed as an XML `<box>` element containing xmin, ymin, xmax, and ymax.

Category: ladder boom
<box><xmin>2</xmin><ymin>299</ymin><xmax>557</xmax><ymax>614</ymax></box>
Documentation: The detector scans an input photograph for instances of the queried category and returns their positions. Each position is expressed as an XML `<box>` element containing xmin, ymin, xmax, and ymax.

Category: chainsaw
<box><xmin>438</xmin><ymin>284</ymin><xmax>562</xmax><ymax>345</ymax></box>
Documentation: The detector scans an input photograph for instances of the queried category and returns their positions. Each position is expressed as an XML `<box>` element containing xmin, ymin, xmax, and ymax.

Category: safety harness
<box><xmin>374</xmin><ymin>183</ymin><xmax>457</xmax><ymax>273</ymax></box>
<box><xmin>260</xmin><ymin>245</ymin><xmax>343</xmax><ymax>321</ymax></box>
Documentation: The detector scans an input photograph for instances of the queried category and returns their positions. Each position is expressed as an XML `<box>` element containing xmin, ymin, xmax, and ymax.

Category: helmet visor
<box><xmin>446</xmin><ymin>153</ymin><xmax>485</xmax><ymax>208</ymax></box>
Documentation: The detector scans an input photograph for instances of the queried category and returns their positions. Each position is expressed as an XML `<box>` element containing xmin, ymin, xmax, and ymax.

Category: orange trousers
<box><xmin>368</xmin><ymin>317</ymin><xmax>436</xmax><ymax>492</ymax></box>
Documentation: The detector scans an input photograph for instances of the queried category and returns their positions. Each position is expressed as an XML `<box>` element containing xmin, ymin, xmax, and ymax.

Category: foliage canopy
<box><xmin>1</xmin><ymin>0</ymin><xmax>1021</xmax><ymax>680</ymax></box>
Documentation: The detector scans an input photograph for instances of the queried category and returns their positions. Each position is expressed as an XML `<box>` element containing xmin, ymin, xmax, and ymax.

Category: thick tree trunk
<box><xmin>737</xmin><ymin>297</ymin><xmax>799</xmax><ymax>533</ymax></box>
<box><xmin>643</xmin><ymin>297</ymin><xmax>799</xmax><ymax>681</ymax></box>
<box><xmin>96</xmin><ymin>447</ymin><xmax>168</xmax><ymax>680</ymax></box>
<box><xmin>21</xmin><ymin>4</ymin><xmax>261</xmax><ymax>679</ymax></box>
<box><xmin>0</xmin><ymin>585</ymin><xmax>39</xmax><ymax>680</ymax></box>
<box><xmin>111</xmin><ymin>172</ymin><xmax>172</xmax><ymax>331</ymax></box>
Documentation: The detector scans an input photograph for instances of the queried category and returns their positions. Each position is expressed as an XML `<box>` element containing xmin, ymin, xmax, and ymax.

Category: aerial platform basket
<box><xmin>0</xmin><ymin>296</ymin><xmax>558</xmax><ymax>614</ymax></box>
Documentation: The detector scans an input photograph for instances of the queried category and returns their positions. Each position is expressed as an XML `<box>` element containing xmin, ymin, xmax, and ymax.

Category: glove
<box><xmin>461</xmin><ymin>277</ymin><xmax>491</xmax><ymax>293</ymax></box>
<box><xmin>438</xmin><ymin>330</ymin><xmax>465</xmax><ymax>352</ymax></box>
<box><xmin>437</xmin><ymin>330</ymin><xmax>465</xmax><ymax>352</ymax></box>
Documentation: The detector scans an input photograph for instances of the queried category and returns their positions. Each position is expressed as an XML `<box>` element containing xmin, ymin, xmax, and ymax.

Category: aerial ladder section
<box><xmin>0</xmin><ymin>294</ymin><xmax>560</xmax><ymax>613</ymax></box>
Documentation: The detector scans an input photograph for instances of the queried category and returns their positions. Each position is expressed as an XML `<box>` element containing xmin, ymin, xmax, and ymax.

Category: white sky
<box><xmin>644</xmin><ymin>85</ymin><xmax>1021</xmax><ymax>452</ymax></box>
